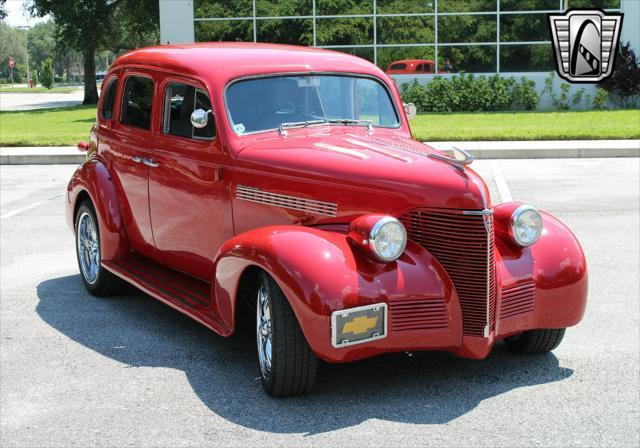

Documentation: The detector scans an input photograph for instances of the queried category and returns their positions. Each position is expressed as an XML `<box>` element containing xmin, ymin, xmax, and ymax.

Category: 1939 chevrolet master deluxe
<box><xmin>66</xmin><ymin>43</ymin><xmax>587</xmax><ymax>396</ymax></box>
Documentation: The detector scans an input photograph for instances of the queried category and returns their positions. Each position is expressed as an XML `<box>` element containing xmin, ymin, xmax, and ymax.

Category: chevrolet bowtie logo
<box><xmin>342</xmin><ymin>316</ymin><xmax>379</xmax><ymax>335</ymax></box>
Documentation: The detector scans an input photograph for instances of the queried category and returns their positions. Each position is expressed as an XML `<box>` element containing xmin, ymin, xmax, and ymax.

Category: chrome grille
<box><xmin>389</xmin><ymin>298</ymin><xmax>448</xmax><ymax>332</ymax></box>
<box><xmin>499</xmin><ymin>280</ymin><xmax>535</xmax><ymax>319</ymax></box>
<box><xmin>400</xmin><ymin>209</ymin><xmax>496</xmax><ymax>337</ymax></box>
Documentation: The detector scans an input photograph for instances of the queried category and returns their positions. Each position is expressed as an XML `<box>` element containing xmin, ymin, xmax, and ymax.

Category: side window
<box><xmin>120</xmin><ymin>76</ymin><xmax>153</xmax><ymax>130</ymax></box>
<box><xmin>415</xmin><ymin>64</ymin><xmax>423</xmax><ymax>72</ymax></box>
<box><xmin>163</xmin><ymin>82</ymin><xmax>215</xmax><ymax>140</ymax></box>
<box><xmin>101</xmin><ymin>78</ymin><xmax>118</xmax><ymax>120</ymax></box>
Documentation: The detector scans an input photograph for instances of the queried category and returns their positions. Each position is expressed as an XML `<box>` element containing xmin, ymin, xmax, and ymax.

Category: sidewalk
<box><xmin>1</xmin><ymin>140</ymin><xmax>638</xmax><ymax>164</ymax></box>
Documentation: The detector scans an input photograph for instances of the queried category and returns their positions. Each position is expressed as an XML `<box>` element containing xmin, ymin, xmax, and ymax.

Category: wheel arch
<box><xmin>212</xmin><ymin>225</ymin><xmax>461</xmax><ymax>358</ymax></box>
<box><xmin>66</xmin><ymin>159</ymin><xmax>130</xmax><ymax>261</ymax></box>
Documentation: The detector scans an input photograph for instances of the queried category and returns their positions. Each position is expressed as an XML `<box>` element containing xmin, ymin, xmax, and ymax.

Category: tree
<box><xmin>0</xmin><ymin>0</ymin><xmax>7</xmax><ymax>21</ymax></box>
<box><xmin>600</xmin><ymin>42</ymin><xmax>640</xmax><ymax>109</ymax></box>
<box><xmin>29</xmin><ymin>0</ymin><xmax>159</xmax><ymax>104</ymax></box>
<box><xmin>0</xmin><ymin>22</ymin><xmax>27</xmax><ymax>82</ymax></box>
<box><xmin>41</xmin><ymin>58</ymin><xmax>54</xmax><ymax>89</ymax></box>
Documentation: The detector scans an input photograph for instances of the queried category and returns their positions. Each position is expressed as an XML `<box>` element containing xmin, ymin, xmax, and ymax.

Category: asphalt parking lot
<box><xmin>1</xmin><ymin>159</ymin><xmax>639</xmax><ymax>447</ymax></box>
<box><xmin>0</xmin><ymin>90</ymin><xmax>84</xmax><ymax>111</ymax></box>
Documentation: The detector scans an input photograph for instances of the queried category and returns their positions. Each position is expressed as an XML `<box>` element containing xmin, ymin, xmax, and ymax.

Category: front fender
<box><xmin>494</xmin><ymin>203</ymin><xmax>588</xmax><ymax>337</ymax></box>
<box><xmin>66</xmin><ymin>158</ymin><xmax>129</xmax><ymax>261</ymax></box>
<box><xmin>213</xmin><ymin>226</ymin><xmax>462</xmax><ymax>362</ymax></box>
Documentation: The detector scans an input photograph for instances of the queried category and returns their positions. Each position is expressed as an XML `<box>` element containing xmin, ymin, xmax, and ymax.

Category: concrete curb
<box><xmin>1</xmin><ymin>140</ymin><xmax>638</xmax><ymax>164</ymax></box>
<box><xmin>426</xmin><ymin>140</ymin><xmax>640</xmax><ymax>159</ymax></box>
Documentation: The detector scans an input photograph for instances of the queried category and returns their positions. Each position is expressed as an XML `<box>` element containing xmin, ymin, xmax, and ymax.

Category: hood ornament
<box><xmin>429</xmin><ymin>146</ymin><xmax>475</xmax><ymax>169</ymax></box>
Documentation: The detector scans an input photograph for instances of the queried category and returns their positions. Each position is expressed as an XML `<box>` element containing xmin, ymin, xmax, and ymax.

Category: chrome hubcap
<box><xmin>256</xmin><ymin>285</ymin><xmax>272</xmax><ymax>378</ymax></box>
<box><xmin>77</xmin><ymin>211</ymin><xmax>100</xmax><ymax>285</ymax></box>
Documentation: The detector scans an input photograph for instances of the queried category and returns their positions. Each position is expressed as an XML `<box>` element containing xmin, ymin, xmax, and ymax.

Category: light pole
<box><xmin>17</xmin><ymin>25</ymin><xmax>32</xmax><ymax>87</ymax></box>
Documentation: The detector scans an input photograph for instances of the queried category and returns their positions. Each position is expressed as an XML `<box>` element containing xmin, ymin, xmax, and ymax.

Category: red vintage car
<box><xmin>386</xmin><ymin>59</ymin><xmax>440</xmax><ymax>74</ymax></box>
<box><xmin>66</xmin><ymin>43</ymin><xmax>587</xmax><ymax>397</ymax></box>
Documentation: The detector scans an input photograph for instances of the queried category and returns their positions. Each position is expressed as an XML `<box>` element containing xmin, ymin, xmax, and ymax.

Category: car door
<box><xmin>107</xmin><ymin>71</ymin><xmax>157</xmax><ymax>259</ymax></box>
<box><xmin>148</xmin><ymin>77</ymin><xmax>233</xmax><ymax>282</ymax></box>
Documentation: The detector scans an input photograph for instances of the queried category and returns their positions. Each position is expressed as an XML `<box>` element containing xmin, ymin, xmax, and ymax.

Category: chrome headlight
<box><xmin>350</xmin><ymin>215</ymin><xmax>407</xmax><ymax>262</ymax></box>
<box><xmin>510</xmin><ymin>205</ymin><xmax>543</xmax><ymax>247</ymax></box>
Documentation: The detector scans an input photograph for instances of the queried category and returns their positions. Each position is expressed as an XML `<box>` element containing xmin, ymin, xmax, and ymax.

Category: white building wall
<box><xmin>159</xmin><ymin>0</ymin><xmax>195</xmax><ymax>45</ymax></box>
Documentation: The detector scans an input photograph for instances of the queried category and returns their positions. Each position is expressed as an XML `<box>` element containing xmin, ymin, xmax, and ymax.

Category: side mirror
<box><xmin>190</xmin><ymin>108</ymin><xmax>212</xmax><ymax>129</ymax></box>
<box><xmin>403</xmin><ymin>102</ymin><xmax>417</xmax><ymax>120</ymax></box>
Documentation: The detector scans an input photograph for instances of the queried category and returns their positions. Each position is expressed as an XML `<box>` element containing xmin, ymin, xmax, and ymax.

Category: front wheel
<box><xmin>75</xmin><ymin>200</ymin><xmax>125</xmax><ymax>296</ymax></box>
<box><xmin>256</xmin><ymin>273</ymin><xmax>318</xmax><ymax>397</ymax></box>
<box><xmin>505</xmin><ymin>328</ymin><xmax>566</xmax><ymax>354</ymax></box>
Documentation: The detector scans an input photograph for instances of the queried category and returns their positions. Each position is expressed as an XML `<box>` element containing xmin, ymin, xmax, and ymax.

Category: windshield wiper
<box><xmin>327</xmin><ymin>119</ymin><xmax>374</xmax><ymax>133</ymax></box>
<box><xmin>278</xmin><ymin>120</ymin><xmax>327</xmax><ymax>135</ymax></box>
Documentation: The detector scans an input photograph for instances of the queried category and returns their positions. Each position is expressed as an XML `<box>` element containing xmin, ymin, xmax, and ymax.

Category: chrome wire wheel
<box><xmin>76</xmin><ymin>211</ymin><xmax>100</xmax><ymax>285</ymax></box>
<box><xmin>256</xmin><ymin>284</ymin><xmax>273</xmax><ymax>379</ymax></box>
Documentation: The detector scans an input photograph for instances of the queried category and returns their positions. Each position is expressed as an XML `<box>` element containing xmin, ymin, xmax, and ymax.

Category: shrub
<box><xmin>592</xmin><ymin>89</ymin><xmax>609</xmax><ymax>110</ymax></box>
<box><xmin>600</xmin><ymin>41</ymin><xmax>640</xmax><ymax>109</ymax></box>
<box><xmin>399</xmin><ymin>74</ymin><xmax>539</xmax><ymax>112</ymax></box>
<box><xmin>423</xmin><ymin>77</ymin><xmax>454</xmax><ymax>112</ymax></box>
<box><xmin>542</xmin><ymin>73</ymin><xmax>585</xmax><ymax>110</ymax></box>
<box><xmin>511</xmin><ymin>77</ymin><xmax>539</xmax><ymax>110</ymax></box>
<box><xmin>487</xmin><ymin>75</ymin><xmax>514</xmax><ymax>111</ymax></box>
<box><xmin>400</xmin><ymin>80</ymin><xmax>429</xmax><ymax>111</ymax></box>
<box><xmin>41</xmin><ymin>59</ymin><xmax>54</xmax><ymax>90</ymax></box>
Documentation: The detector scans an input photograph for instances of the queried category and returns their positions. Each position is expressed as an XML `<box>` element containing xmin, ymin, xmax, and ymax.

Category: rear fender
<box><xmin>66</xmin><ymin>158</ymin><xmax>129</xmax><ymax>261</ymax></box>
<box><xmin>212</xmin><ymin>226</ymin><xmax>462</xmax><ymax>359</ymax></box>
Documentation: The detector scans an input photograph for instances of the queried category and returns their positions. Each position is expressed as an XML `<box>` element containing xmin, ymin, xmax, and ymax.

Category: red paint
<box><xmin>386</xmin><ymin>59</ymin><xmax>440</xmax><ymax>74</ymax></box>
<box><xmin>65</xmin><ymin>43</ymin><xmax>587</xmax><ymax>363</ymax></box>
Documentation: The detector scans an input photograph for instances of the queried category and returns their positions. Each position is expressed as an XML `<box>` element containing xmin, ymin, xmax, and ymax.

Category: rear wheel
<box><xmin>505</xmin><ymin>328</ymin><xmax>566</xmax><ymax>354</ymax></box>
<box><xmin>75</xmin><ymin>200</ymin><xmax>125</xmax><ymax>296</ymax></box>
<box><xmin>256</xmin><ymin>273</ymin><xmax>318</xmax><ymax>397</ymax></box>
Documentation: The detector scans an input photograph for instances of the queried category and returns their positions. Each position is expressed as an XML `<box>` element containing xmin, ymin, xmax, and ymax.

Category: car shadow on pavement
<box><xmin>37</xmin><ymin>275</ymin><xmax>573</xmax><ymax>434</ymax></box>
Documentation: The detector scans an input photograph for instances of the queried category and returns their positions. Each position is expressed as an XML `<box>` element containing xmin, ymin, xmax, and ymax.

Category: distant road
<box><xmin>0</xmin><ymin>89</ymin><xmax>84</xmax><ymax>111</ymax></box>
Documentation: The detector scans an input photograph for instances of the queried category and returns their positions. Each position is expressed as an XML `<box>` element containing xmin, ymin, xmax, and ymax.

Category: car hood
<box><xmin>233</xmin><ymin>128</ymin><xmax>491</xmax><ymax>217</ymax></box>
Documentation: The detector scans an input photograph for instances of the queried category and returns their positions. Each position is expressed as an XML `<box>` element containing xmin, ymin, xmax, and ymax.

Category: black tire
<box><xmin>256</xmin><ymin>272</ymin><xmax>318</xmax><ymax>397</ymax></box>
<box><xmin>75</xmin><ymin>200</ymin><xmax>126</xmax><ymax>297</ymax></box>
<box><xmin>505</xmin><ymin>328</ymin><xmax>566</xmax><ymax>354</ymax></box>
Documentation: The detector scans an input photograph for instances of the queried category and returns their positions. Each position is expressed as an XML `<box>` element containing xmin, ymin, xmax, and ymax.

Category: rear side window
<box><xmin>120</xmin><ymin>76</ymin><xmax>153</xmax><ymax>130</ymax></box>
<box><xmin>101</xmin><ymin>78</ymin><xmax>118</xmax><ymax>120</ymax></box>
<box><xmin>163</xmin><ymin>83</ymin><xmax>215</xmax><ymax>140</ymax></box>
<box><xmin>415</xmin><ymin>64</ymin><xmax>423</xmax><ymax>72</ymax></box>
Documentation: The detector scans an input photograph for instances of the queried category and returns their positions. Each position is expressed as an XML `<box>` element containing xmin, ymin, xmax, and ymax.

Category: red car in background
<box><xmin>66</xmin><ymin>43</ymin><xmax>587</xmax><ymax>397</ymax></box>
<box><xmin>386</xmin><ymin>58</ymin><xmax>445</xmax><ymax>74</ymax></box>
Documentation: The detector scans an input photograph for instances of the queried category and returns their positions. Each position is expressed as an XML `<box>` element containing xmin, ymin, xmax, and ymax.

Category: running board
<box><xmin>102</xmin><ymin>255</ymin><xmax>230</xmax><ymax>336</ymax></box>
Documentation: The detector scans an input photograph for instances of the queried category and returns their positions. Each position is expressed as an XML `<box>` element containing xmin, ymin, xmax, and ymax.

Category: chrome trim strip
<box><xmin>331</xmin><ymin>303</ymin><xmax>388</xmax><ymax>348</ymax></box>
<box><xmin>462</xmin><ymin>209</ymin><xmax>493</xmax><ymax>216</ymax></box>
<box><xmin>236</xmin><ymin>185</ymin><xmax>338</xmax><ymax>217</ymax></box>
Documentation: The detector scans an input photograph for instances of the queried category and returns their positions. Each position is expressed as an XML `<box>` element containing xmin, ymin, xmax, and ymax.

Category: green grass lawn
<box><xmin>0</xmin><ymin>86</ymin><xmax>80</xmax><ymax>94</ymax></box>
<box><xmin>0</xmin><ymin>107</ymin><xmax>638</xmax><ymax>147</ymax></box>
<box><xmin>410</xmin><ymin>109</ymin><xmax>640</xmax><ymax>141</ymax></box>
<box><xmin>0</xmin><ymin>105</ymin><xmax>97</xmax><ymax>146</ymax></box>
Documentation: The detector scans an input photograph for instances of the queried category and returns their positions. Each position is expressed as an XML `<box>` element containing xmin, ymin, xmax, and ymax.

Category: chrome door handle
<box><xmin>142</xmin><ymin>158</ymin><xmax>160</xmax><ymax>168</ymax></box>
<box><xmin>131</xmin><ymin>156</ymin><xmax>142</xmax><ymax>163</ymax></box>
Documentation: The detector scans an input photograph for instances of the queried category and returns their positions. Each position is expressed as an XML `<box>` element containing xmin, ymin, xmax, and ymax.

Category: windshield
<box><xmin>225</xmin><ymin>74</ymin><xmax>400</xmax><ymax>135</ymax></box>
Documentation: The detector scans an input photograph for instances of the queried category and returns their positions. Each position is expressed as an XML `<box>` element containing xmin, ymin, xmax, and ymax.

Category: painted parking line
<box><xmin>491</xmin><ymin>160</ymin><xmax>513</xmax><ymax>203</ymax></box>
<box><xmin>0</xmin><ymin>194</ymin><xmax>64</xmax><ymax>220</ymax></box>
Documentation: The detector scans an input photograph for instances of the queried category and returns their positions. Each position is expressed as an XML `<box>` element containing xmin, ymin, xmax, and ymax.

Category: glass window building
<box><xmin>185</xmin><ymin>0</ymin><xmax>624</xmax><ymax>73</ymax></box>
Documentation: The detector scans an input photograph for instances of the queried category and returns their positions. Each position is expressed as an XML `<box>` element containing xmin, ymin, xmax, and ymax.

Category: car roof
<box><xmin>389</xmin><ymin>59</ymin><xmax>433</xmax><ymax>66</ymax></box>
<box><xmin>112</xmin><ymin>42</ymin><xmax>389</xmax><ymax>86</ymax></box>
